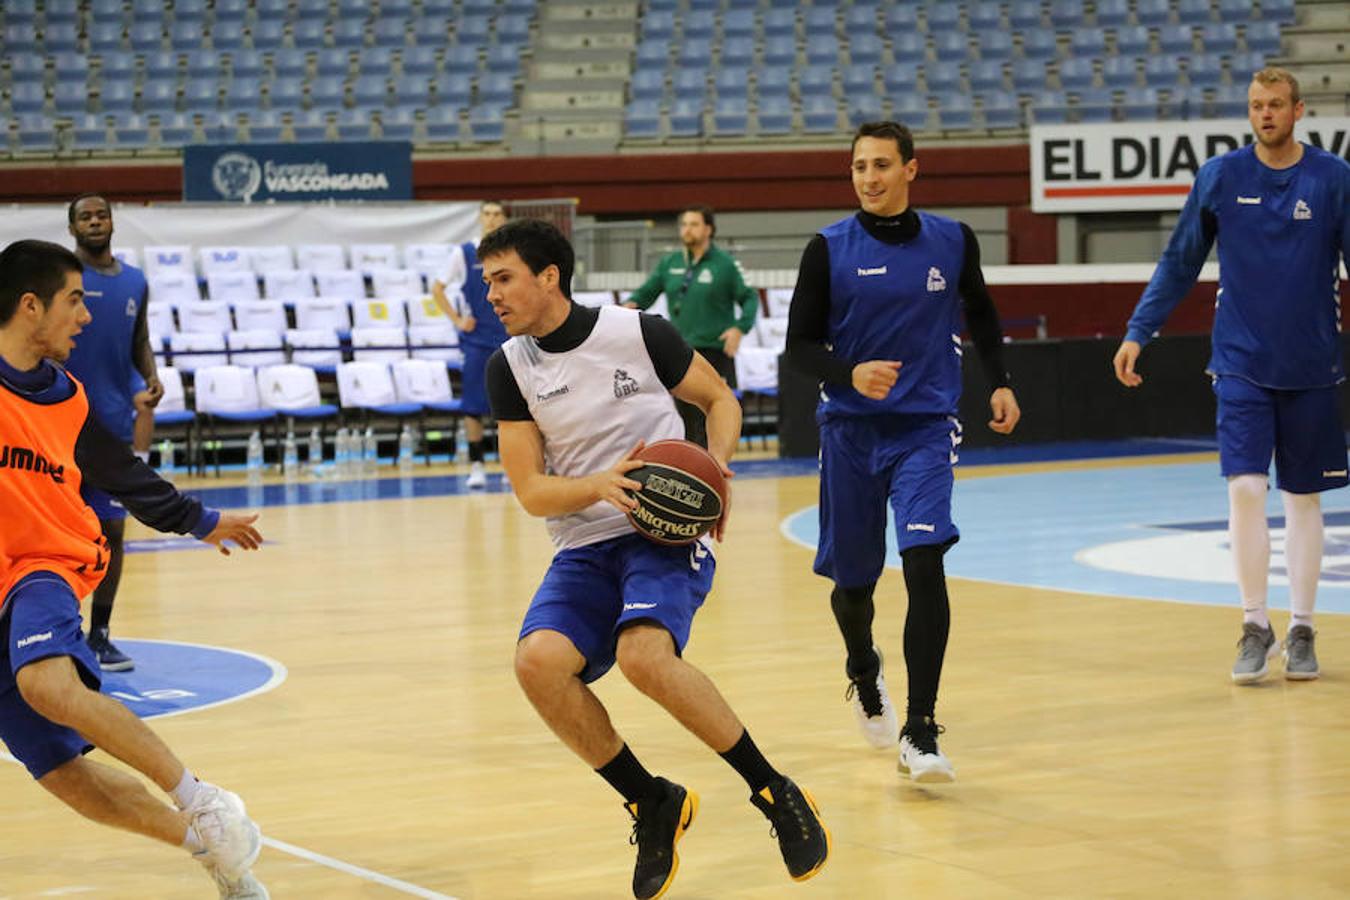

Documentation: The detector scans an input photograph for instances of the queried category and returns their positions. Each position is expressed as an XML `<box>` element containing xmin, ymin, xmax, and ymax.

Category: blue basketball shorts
<box><xmin>814</xmin><ymin>414</ymin><xmax>960</xmax><ymax>588</ymax></box>
<box><xmin>519</xmin><ymin>533</ymin><xmax>716</xmax><ymax>683</ymax></box>
<box><xmin>0</xmin><ymin>573</ymin><xmax>100</xmax><ymax>780</ymax></box>
<box><xmin>1213</xmin><ymin>375</ymin><xmax>1349</xmax><ymax>495</ymax></box>
<box><xmin>459</xmin><ymin>342</ymin><xmax>495</xmax><ymax>418</ymax></box>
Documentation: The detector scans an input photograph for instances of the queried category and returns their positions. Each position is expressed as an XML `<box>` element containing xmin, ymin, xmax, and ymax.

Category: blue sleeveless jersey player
<box><xmin>458</xmin><ymin>241</ymin><xmax>510</xmax><ymax>417</ymax></box>
<box><xmin>814</xmin><ymin>212</ymin><xmax>968</xmax><ymax>586</ymax></box>
<box><xmin>64</xmin><ymin>261</ymin><xmax>149</xmax><ymax>521</ymax></box>
<box><xmin>1127</xmin><ymin>143</ymin><xmax>1350</xmax><ymax>493</ymax></box>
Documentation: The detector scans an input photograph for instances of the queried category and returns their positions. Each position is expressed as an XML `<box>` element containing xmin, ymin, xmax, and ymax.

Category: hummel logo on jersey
<box><xmin>1236</xmin><ymin>196</ymin><xmax>1262</xmax><ymax>205</ymax></box>
<box><xmin>857</xmin><ymin>266</ymin><xmax>887</xmax><ymax>277</ymax></box>
<box><xmin>0</xmin><ymin>444</ymin><xmax>66</xmax><ymax>484</ymax></box>
<box><xmin>1323</xmin><ymin>469</ymin><xmax>1347</xmax><ymax>478</ymax></box>
<box><xmin>125</xmin><ymin>297</ymin><xmax>137</xmax><ymax>317</ymax></box>
<box><xmin>536</xmin><ymin>385</ymin><xmax>570</xmax><ymax>402</ymax></box>
<box><xmin>906</xmin><ymin>523</ymin><xmax>936</xmax><ymax>533</ymax></box>
<box><xmin>926</xmin><ymin>267</ymin><xmax>946</xmax><ymax>292</ymax></box>
<box><xmin>1294</xmin><ymin>200</ymin><xmax>1312</xmax><ymax>220</ymax></box>
<box><xmin>16</xmin><ymin>630</ymin><xmax>53</xmax><ymax>649</ymax></box>
<box><xmin>623</xmin><ymin>602</ymin><xmax>658</xmax><ymax>611</ymax></box>
<box><xmin>613</xmin><ymin>369</ymin><xmax>640</xmax><ymax>398</ymax></box>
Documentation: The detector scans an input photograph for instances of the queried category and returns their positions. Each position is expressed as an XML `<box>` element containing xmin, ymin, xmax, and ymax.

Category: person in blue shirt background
<box><xmin>787</xmin><ymin>121</ymin><xmax>1021</xmax><ymax>784</ymax></box>
<box><xmin>1114</xmin><ymin>67</ymin><xmax>1350</xmax><ymax>685</ymax></box>
<box><xmin>63</xmin><ymin>194</ymin><xmax>164</xmax><ymax>673</ymax></box>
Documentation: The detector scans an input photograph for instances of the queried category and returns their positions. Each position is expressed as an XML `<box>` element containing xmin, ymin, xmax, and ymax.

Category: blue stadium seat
<box><xmin>1070</xmin><ymin>27</ymin><xmax>1106</xmax><ymax>57</ymax></box>
<box><xmin>1159</xmin><ymin>25</ymin><xmax>1194</xmax><ymax>54</ymax></box>
<box><xmin>683</xmin><ymin>15</ymin><xmax>715</xmax><ymax>40</ymax></box>
<box><xmin>712</xmin><ymin>97</ymin><xmax>750</xmax><ymax>136</ymax></box>
<box><xmin>379</xmin><ymin>0</ymin><xmax>413</xmax><ymax>17</ymax></box>
<box><xmin>143</xmin><ymin>50</ymin><xmax>180</xmax><ymax>81</ymax></box>
<box><xmin>101</xmin><ymin>54</ymin><xmax>137</xmax><ymax>82</ymax></box>
<box><xmin>756</xmin><ymin>95</ymin><xmax>793</xmax><ymax>134</ymax></box>
<box><xmin>89</xmin><ymin>23</ymin><xmax>126</xmax><ymax>53</ymax></box>
<box><xmin>1186</xmin><ymin>54</ymin><xmax>1224</xmax><ymax>88</ymax></box>
<box><xmin>380</xmin><ymin>107</ymin><xmax>417</xmax><ymax>140</ymax></box>
<box><xmin>3</xmin><ymin>23</ymin><xmax>38</xmax><ymax>51</ymax></box>
<box><xmin>183</xmin><ymin>78</ymin><xmax>220</xmax><ymax>113</ymax></box>
<box><xmin>333</xmin><ymin>20</ymin><xmax>367</xmax><ymax>47</ymax></box>
<box><xmin>631</xmin><ymin>69</ymin><xmax>666</xmax><ymax>101</ymax></box>
<box><xmin>713</xmin><ymin>68</ymin><xmax>750</xmax><ymax>99</ymax></box>
<box><xmin>291</xmin><ymin>20</ymin><xmax>326</xmax><ymax>49</ymax></box>
<box><xmin>1217</xmin><ymin>0</ymin><xmax>1256</xmax><ymax>22</ymax></box>
<box><xmin>668</xmin><ymin>98</ymin><xmax>704</xmax><ymax>136</ymax></box>
<box><xmin>762</xmin><ymin>9</ymin><xmax>796</xmax><ymax>38</ymax></box>
<box><xmin>722</xmin><ymin>9</ymin><xmax>756</xmax><ymax>38</ymax></box>
<box><xmin>213</xmin><ymin>0</ymin><xmax>247</xmax><ymax>21</ymax></box>
<box><xmin>272</xmin><ymin>49</ymin><xmax>307</xmax><ymax>79</ymax></box>
<box><xmin>882</xmin><ymin>64</ymin><xmax>918</xmax><ymax>95</ymax></box>
<box><xmin>891</xmin><ymin>32</ymin><xmax>925</xmax><ymax>65</ymax></box>
<box><xmin>1174</xmin><ymin>85</ymin><xmax>1209</xmax><ymax>119</ymax></box>
<box><xmin>231</xmin><ymin>49</ymin><xmax>266</xmax><ymax>79</ymax></box>
<box><xmin>292</xmin><ymin>109</ymin><xmax>331</xmax><ymax>141</ymax></box>
<box><xmin>317</xmin><ymin>49</ymin><xmax>351</xmax><ymax>77</ymax></box>
<box><xmin>1101</xmin><ymin>56</ymin><xmax>1138</xmax><ymax>89</ymax></box>
<box><xmin>841</xmin><ymin>64</ymin><xmax>878</xmax><ymax>95</ymax></box>
<box><xmin>1058</xmin><ymin>57</ymin><xmax>1095</xmax><ymax>90</ymax></box>
<box><xmin>128</xmin><ymin>22</ymin><xmax>164</xmax><ymax>52</ymax></box>
<box><xmin>444</xmin><ymin>45</ymin><xmax>480</xmax><ymax>75</ymax></box>
<box><xmin>642</xmin><ymin>11</ymin><xmax>676</xmax><ymax>39</ymax></box>
<box><xmin>934</xmin><ymin>92</ymin><xmax>974</xmax><ymax>130</ymax></box>
<box><xmin>1020</xmin><ymin>29</ymin><xmax>1058</xmax><ymax>60</ymax></box>
<box><xmin>455</xmin><ymin>15</ymin><xmax>491</xmax><ymax>44</ymax></box>
<box><xmin>1176</xmin><ymin>0</ymin><xmax>1213</xmax><ymax>25</ymax></box>
<box><xmin>688</xmin><ymin>0</ymin><xmax>718</xmax><ymax>12</ymax></box>
<box><xmin>756</xmin><ymin>65</ymin><xmax>791</xmax><ymax>97</ymax></box>
<box><xmin>309</xmin><ymin>77</ymin><xmax>345</xmax><ymax>108</ymax></box>
<box><xmin>1228</xmin><ymin>51</ymin><xmax>1266</xmax><ymax>81</ymax></box>
<box><xmin>501</xmin><ymin>0</ymin><xmax>536</xmax><ymax>13</ymax></box>
<box><xmin>1121</xmin><ymin>86</ymin><xmax>1160</xmax><ymax>119</ymax></box>
<box><xmin>678</xmin><ymin>38</ymin><xmax>714</xmax><ymax>68</ymax></box>
<box><xmin>213</xmin><ymin>20</ymin><xmax>247</xmax><ymax>51</ymax></box>
<box><xmin>467</xmin><ymin>104</ymin><xmax>506</xmax><ymax>142</ymax></box>
<box><xmin>976</xmin><ymin>31</ymin><xmax>1014</xmax><ymax>61</ymax></box>
<box><xmin>253</xmin><ymin>0</ymin><xmax>288</xmax><ymax>19</ymax></box>
<box><xmin>848</xmin><ymin>93</ymin><xmax>884</xmax><ymax>128</ymax></box>
<box><xmin>44</xmin><ymin>23</ymin><xmax>80</xmax><ymax>53</ymax></box>
<box><xmin>171</xmin><ymin>21</ymin><xmax>206</xmax><ymax>51</ymax></box>
<box><xmin>843</xmin><ymin>5</ymin><xmax>879</xmax><ymax>33</ymax></box>
<box><xmin>7</xmin><ymin>53</ymin><xmax>45</xmax><ymax>85</ymax></box>
<box><xmin>475</xmin><ymin>73</ymin><xmax>514</xmax><ymax>106</ymax></box>
<box><xmin>337</xmin><ymin>107</ymin><xmax>372</xmax><ymax>139</ymax></box>
<box><xmin>1049</xmin><ymin>0</ymin><xmax>1087</xmax><ymax>29</ymax></box>
<box><xmin>17</xmin><ymin>114</ymin><xmax>56</xmax><ymax>152</ymax></box>
<box><xmin>373</xmin><ymin>19</ymin><xmax>409</xmax><ymax>48</ymax></box>
<box><xmin>1073</xmin><ymin>88</ymin><xmax>1115</xmax><ymax>122</ymax></box>
<box><xmin>635</xmin><ymin>40</ymin><xmax>668</xmax><ymax>68</ymax></box>
<box><xmin>394</xmin><ymin>74</ymin><xmax>432</xmax><ymax>108</ymax></box>
<box><xmin>1011</xmin><ymin>58</ymin><xmax>1048</xmax><ymax>92</ymax></box>
<box><xmin>1214</xmin><ymin>83</ymin><xmax>1247</xmax><ymax>116</ymax></box>
<box><xmin>89</xmin><ymin>0</ymin><xmax>125</xmax><ymax>22</ymax></box>
<box><xmin>883</xmin><ymin>5</ymin><xmax>918</xmax><ymax>34</ymax></box>
<box><xmin>486</xmin><ymin>42</ymin><xmax>524</xmax><ymax>74</ymax></box>
<box><xmin>926</xmin><ymin>4</ymin><xmax>961</xmax><ymax>33</ymax></box>
<box><xmin>761</xmin><ymin>36</ymin><xmax>797</xmax><ymax>67</ymax></box>
<box><xmin>353</xmin><ymin>75</ymin><xmax>389</xmax><ymax>108</ymax></box>
<box><xmin>980</xmin><ymin>90</ymin><xmax>1021</xmax><ymax>129</ymax></box>
<box><xmin>801</xmin><ymin>95</ymin><xmax>838</xmax><ymax>132</ymax></box>
<box><xmin>797</xmin><ymin>65</ymin><xmax>833</xmax><ymax>98</ymax></box>
<box><xmin>1094</xmin><ymin>0</ymin><xmax>1129</xmax><ymax>27</ymax></box>
<box><xmin>73</xmin><ymin>114</ymin><xmax>112</xmax><ymax>150</ymax></box>
<box><xmin>925</xmin><ymin>61</ymin><xmax>962</xmax><ymax>93</ymax></box>
<box><xmin>1114</xmin><ymin>26</ymin><xmax>1150</xmax><ymax>55</ymax></box>
<box><xmin>672</xmin><ymin>67</ymin><xmax>710</xmax><ymax>98</ymax></box>
<box><xmin>336</xmin><ymin>0</ymin><xmax>368</xmax><ymax>21</ymax></box>
<box><xmin>101</xmin><ymin>79</ymin><xmax>137</xmax><ymax>113</ymax></box>
<box><xmin>54</xmin><ymin>53</ymin><xmax>91</xmax><ymax>84</ymax></box>
<box><xmin>401</xmin><ymin>47</ymin><xmax>439</xmax><ymax>77</ymax></box>
<box><xmin>969</xmin><ymin>1</ymin><xmax>1003</xmax><ymax>31</ymax></box>
<box><xmin>932</xmin><ymin>32</ymin><xmax>970</xmax><ymax>63</ymax></box>
<box><xmin>250</xmin><ymin>19</ymin><xmax>286</xmax><ymax>50</ymax></box>
<box><xmin>5</xmin><ymin>0</ymin><xmax>38</xmax><ymax>24</ymax></box>
<box><xmin>848</xmin><ymin>33</ymin><xmax>884</xmax><ymax>67</ymax></box>
<box><xmin>803</xmin><ymin>7</ymin><xmax>836</xmax><ymax>34</ymax></box>
<box><xmin>156</xmin><ymin>112</ymin><xmax>196</xmax><ymax>146</ymax></box>
<box><xmin>969</xmin><ymin>59</ymin><xmax>1006</xmax><ymax>92</ymax></box>
<box><xmin>53</xmin><ymin>82</ymin><xmax>89</xmax><ymax>115</ymax></box>
<box><xmin>1243</xmin><ymin>21</ymin><xmax>1281</xmax><ymax>54</ymax></box>
<box><xmin>1258</xmin><ymin>0</ymin><xmax>1295</xmax><ymax>23</ymax></box>
<box><xmin>294</xmin><ymin>0</ymin><xmax>329</xmax><ymax>20</ymax></box>
<box><xmin>888</xmin><ymin>93</ymin><xmax>928</xmax><ymax>128</ymax></box>
<box><xmin>268</xmin><ymin>77</ymin><xmax>304</xmax><ymax>111</ymax></box>
<box><xmin>424</xmin><ymin>105</ymin><xmax>460</xmax><ymax>141</ymax></box>
<box><xmin>358</xmin><ymin>47</ymin><xmax>395</xmax><ymax>77</ymax></box>
<box><xmin>625</xmin><ymin>98</ymin><xmax>661</xmax><ymax>138</ymax></box>
<box><xmin>1200</xmin><ymin>23</ymin><xmax>1239</xmax><ymax>53</ymax></box>
<box><xmin>1029</xmin><ymin>89</ymin><xmax>1068</xmax><ymax>123</ymax></box>
<box><xmin>187</xmin><ymin>50</ymin><xmax>223</xmax><ymax>80</ymax></box>
<box><xmin>1009</xmin><ymin>1</ymin><xmax>1043</xmax><ymax>30</ymax></box>
<box><xmin>1144</xmin><ymin>56</ymin><xmax>1182</xmax><ymax>88</ymax></box>
<box><xmin>140</xmin><ymin>79</ymin><xmax>179</xmax><ymax>114</ymax></box>
<box><xmin>721</xmin><ymin>36</ymin><xmax>755</xmax><ymax>68</ymax></box>
<box><xmin>245</xmin><ymin>109</ymin><xmax>284</xmax><ymax>141</ymax></box>
<box><xmin>1135</xmin><ymin>0</ymin><xmax>1172</xmax><ymax>27</ymax></box>
<box><xmin>433</xmin><ymin>72</ymin><xmax>472</xmax><ymax>106</ymax></box>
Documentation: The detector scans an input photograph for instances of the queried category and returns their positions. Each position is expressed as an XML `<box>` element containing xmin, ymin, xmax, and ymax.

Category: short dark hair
<box><xmin>679</xmin><ymin>204</ymin><xmax>716</xmax><ymax>237</ymax></box>
<box><xmin>482</xmin><ymin>199</ymin><xmax>506</xmax><ymax>213</ymax></box>
<box><xmin>68</xmin><ymin>192</ymin><xmax>110</xmax><ymax>225</ymax></box>
<box><xmin>0</xmin><ymin>240</ymin><xmax>84</xmax><ymax>326</ymax></box>
<box><xmin>851</xmin><ymin>121</ymin><xmax>915</xmax><ymax>163</ymax></box>
<box><xmin>477</xmin><ymin>218</ymin><xmax>575</xmax><ymax>298</ymax></box>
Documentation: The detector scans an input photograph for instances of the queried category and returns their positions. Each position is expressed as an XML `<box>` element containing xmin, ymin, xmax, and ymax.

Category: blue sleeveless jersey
<box><xmin>1128</xmin><ymin>144</ymin><xmax>1350</xmax><ymax>389</ymax></box>
<box><xmin>819</xmin><ymin>212</ymin><xmax>967</xmax><ymax>419</ymax></box>
<box><xmin>63</xmin><ymin>262</ymin><xmax>148</xmax><ymax>442</ymax></box>
<box><xmin>459</xmin><ymin>241</ymin><xmax>509</xmax><ymax>350</ymax></box>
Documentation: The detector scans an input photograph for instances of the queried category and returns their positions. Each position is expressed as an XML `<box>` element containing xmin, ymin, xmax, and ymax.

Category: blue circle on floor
<box><xmin>97</xmin><ymin>639</ymin><xmax>286</xmax><ymax>719</ymax></box>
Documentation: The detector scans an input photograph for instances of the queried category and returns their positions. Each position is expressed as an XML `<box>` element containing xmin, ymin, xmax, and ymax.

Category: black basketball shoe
<box><xmin>87</xmin><ymin>627</ymin><xmax>134</xmax><ymax>672</ymax></box>
<box><xmin>625</xmin><ymin>777</ymin><xmax>698</xmax><ymax>900</ymax></box>
<box><xmin>749</xmin><ymin>776</ymin><xmax>830</xmax><ymax>881</ymax></box>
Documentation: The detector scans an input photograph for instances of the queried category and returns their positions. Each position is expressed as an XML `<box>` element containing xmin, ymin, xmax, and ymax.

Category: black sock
<box><xmin>719</xmin><ymin>729</ymin><xmax>781</xmax><ymax>794</ymax></box>
<box><xmin>831</xmin><ymin>583</ymin><xmax>879</xmax><ymax>676</ymax></box>
<box><xmin>468</xmin><ymin>439</ymin><xmax>486</xmax><ymax>463</ymax></box>
<box><xmin>595</xmin><ymin>743</ymin><xmax>659</xmax><ymax>804</ymax></box>
<box><xmin>89</xmin><ymin>519</ymin><xmax>125</xmax><ymax>634</ymax></box>
<box><xmin>901</xmin><ymin>544</ymin><xmax>951</xmax><ymax>721</ymax></box>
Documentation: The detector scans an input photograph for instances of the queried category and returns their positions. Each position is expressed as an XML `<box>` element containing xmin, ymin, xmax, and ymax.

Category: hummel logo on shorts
<box><xmin>623</xmin><ymin>602</ymin><xmax>658</xmax><ymax>611</ymax></box>
<box><xmin>16</xmin><ymin>630</ymin><xmax>53</xmax><ymax>649</ymax></box>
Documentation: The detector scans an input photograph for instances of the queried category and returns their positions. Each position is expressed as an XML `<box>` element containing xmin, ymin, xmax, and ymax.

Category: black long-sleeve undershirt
<box><xmin>785</xmin><ymin>209</ymin><xmax>1012</xmax><ymax>392</ymax></box>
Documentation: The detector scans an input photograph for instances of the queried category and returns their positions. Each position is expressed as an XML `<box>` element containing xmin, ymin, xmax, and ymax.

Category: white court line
<box><xmin>261</xmin><ymin>836</ymin><xmax>460</xmax><ymax>899</ymax></box>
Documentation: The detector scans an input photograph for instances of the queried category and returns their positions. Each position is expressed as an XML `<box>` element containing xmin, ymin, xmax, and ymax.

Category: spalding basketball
<box><xmin>625</xmin><ymin>440</ymin><xmax>728</xmax><ymax>545</ymax></box>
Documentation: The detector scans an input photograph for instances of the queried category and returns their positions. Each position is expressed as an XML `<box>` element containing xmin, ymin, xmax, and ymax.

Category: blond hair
<box><xmin>1251</xmin><ymin>67</ymin><xmax>1301</xmax><ymax>104</ymax></box>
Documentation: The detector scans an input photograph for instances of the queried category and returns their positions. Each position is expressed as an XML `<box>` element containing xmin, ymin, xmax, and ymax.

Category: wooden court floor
<box><xmin>2</xmin><ymin>455</ymin><xmax>1348</xmax><ymax>899</ymax></box>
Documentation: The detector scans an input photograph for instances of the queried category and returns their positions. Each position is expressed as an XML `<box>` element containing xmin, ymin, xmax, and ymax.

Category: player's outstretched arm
<box><xmin>202</xmin><ymin>512</ymin><xmax>263</xmax><ymax>556</ymax></box>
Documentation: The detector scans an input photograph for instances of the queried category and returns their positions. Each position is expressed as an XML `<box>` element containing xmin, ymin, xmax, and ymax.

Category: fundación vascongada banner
<box><xmin>183</xmin><ymin>141</ymin><xmax>414</xmax><ymax>203</ymax></box>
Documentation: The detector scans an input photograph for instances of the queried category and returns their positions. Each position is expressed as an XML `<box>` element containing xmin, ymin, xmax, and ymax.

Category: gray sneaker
<box><xmin>1283</xmin><ymin>625</ymin><xmax>1319</xmax><ymax>681</ymax></box>
<box><xmin>1232</xmin><ymin>622</ymin><xmax>1278</xmax><ymax>684</ymax></box>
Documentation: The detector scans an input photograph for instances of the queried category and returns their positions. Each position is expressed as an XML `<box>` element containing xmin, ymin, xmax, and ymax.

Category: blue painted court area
<box><xmin>782</xmin><ymin>459</ymin><xmax>1350</xmax><ymax>615</ymax></box>
<box><xmin>98</xmin><ymin>640</ymin><xmax>286</xmax><ymax>719</ymax></box>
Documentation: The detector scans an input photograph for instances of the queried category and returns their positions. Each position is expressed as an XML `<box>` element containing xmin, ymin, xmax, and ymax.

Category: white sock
<box><xmin>171</xmin><ymin>768</ymin><xmax>201</xmax><ymax>810</ymax></box>
<box><xmin>1228</xmin><ymin>474</ymin><xmax>1271</xmax><ymax>628</ymax></box>
<box><xmin>134</xmin><ymin>449</ymin><xmax>150</xmax><ymax>463</ymax></box>
<box><xmin>1281</xmin><ymin>490</ymin><xmax>1322</xmax><ymax>632</ymax></box>
<box><xmin>183</xmin><ymin>824</ymin><xmax>204</xmax><ymax>854</ymax></box>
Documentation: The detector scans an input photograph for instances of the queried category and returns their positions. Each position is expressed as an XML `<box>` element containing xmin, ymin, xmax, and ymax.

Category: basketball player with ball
<box><xmin>483</xmin><ymin>219</ymin><xmax>829</xmax><ymax>899</ymax></box>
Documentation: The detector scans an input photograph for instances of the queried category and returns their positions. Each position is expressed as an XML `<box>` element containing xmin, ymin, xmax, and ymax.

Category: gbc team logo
<box><xmin>211</xmin><ymin>151</ymin><xmax>263</xmax><ymax>202</ymax></box>
<box><xmin>614</xmin><ymin>369</ymin><xmax>640</xmax><ymax>398</ymax></box>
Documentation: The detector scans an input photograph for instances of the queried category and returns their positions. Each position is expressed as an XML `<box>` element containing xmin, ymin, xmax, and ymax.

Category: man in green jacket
<box><xmin>626</xmin><ymin>205</ymin><xmax>760</xmax><ymax>447</ymax></box>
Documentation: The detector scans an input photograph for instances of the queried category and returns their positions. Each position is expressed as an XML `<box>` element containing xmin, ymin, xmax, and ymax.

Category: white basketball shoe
<box><xmin>898</xmin><ymin>717</ymin><xmax>956</xmax><ymax>783</ymax></box>
<box><xmin>466</xmin><ymin>462</ymin><xmax>487</xmax><ymax>489</ymax></box>
<box><xmin>845</xmin><ymin>647</ymin><xmax>900</xmax><ymax>749</ymax></box>
<box><xmin>188</xmin><ymin>783</ymin><xmax>262</xmax><ymax>882</ymax></box>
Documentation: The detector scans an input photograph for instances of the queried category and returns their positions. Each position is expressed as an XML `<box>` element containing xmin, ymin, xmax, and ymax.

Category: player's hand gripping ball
<box><xmin>625</xmin><ymin>440</ymin><xmax>728</xmax><ymax>545</ymax></box>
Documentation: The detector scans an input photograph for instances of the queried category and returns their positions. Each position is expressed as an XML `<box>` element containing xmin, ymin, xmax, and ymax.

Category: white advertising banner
<box><xmin>1031</xmin><ymin>117</ymin><xmax>1350</xmax><ymax>213</ymax></box>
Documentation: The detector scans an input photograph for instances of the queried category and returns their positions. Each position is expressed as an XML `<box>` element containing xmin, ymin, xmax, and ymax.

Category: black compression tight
<box><xmin>901</xmin><ymin>544</ymin><xmax>951</xmax><ymax>722</ymax></box>
<box><xmin>830</xmin><ymin>582</ymin><xmax>879</xmax><ymax>676</ymax></box>
<box><xmin>89</xmin><ymin>518</ymin><xmax>125</xmax><ymax>633</ymax></box>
